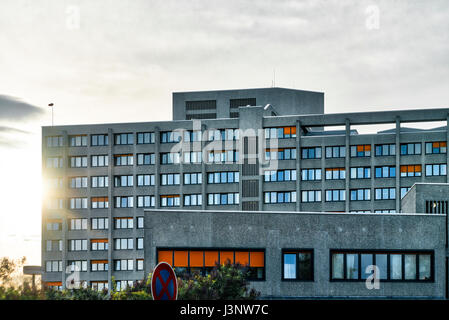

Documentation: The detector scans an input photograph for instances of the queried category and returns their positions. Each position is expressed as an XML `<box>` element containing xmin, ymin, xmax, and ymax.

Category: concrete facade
<box><xmin>40</xmin><ymin>87</ymin><xmax>449</xmax><ymax>294</ymax></box>
<box><xmin>145</xmin><ymin>209</ymin><xmax>446</xmax><ymax>299</ymax></box>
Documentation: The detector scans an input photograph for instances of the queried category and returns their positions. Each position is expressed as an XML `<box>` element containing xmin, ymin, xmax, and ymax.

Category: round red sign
<box><xmin>151</xmin><ymin>262</ymin><xmax>178</xmax><ymax>300</ymax></box>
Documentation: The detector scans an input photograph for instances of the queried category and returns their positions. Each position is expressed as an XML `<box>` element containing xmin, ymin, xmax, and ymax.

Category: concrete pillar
<box><xmin>296</xmin><ymin>120</ymin><xmax>302</xmax><ymax>212</ymax></box>
<box><xmin>345</xmin><ymin>119</ymin><xmax>350</xmax><ymax>212</ymax></box>
<box><xmin>395</xmin><ymin>117</ymin><xmax>401</xmax><ymax>213</ymax></box>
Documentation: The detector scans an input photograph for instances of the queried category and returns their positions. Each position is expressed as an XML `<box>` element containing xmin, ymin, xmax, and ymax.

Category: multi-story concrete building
<box><xmin>41</xmin><ymin>87</ymin><xmax>449</xmax><ymax>295</ymax></box>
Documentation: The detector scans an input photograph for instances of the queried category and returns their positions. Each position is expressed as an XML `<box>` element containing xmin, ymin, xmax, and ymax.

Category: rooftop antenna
<box><xmin>48</xmin><ymin>103</ymin><xmax>54</xmax><ymax>126</ymax></box>
<box><xmin>272</xmin><ymin>68</ymin><xmax>276</xmax><ymax>87</ymax></box>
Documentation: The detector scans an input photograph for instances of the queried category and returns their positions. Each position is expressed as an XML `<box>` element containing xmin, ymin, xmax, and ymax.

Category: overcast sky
<box><xmin>0</xmin><ymin>0</ymin><xmax>448</xmax><ymax>263</ymax></box>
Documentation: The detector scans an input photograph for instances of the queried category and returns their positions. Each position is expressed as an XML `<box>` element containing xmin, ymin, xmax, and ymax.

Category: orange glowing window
<box><xmin>158</xmin><ymin>250</ymin><xmax>173</xmax><ymax>265</ymax></box>
<box><xmin>174</xmin><ymin>251</ymin><xmax>188</xmax><ymax>267</ymax></box>
<box><xmin>250</xmin><ymin>252</ymin><xmax>264</xmax><ymax>267</ymax></box>
<box><xmin>284</xmin><ymin>127</ymin><xmax>291</xmax><ymax>135</ymax></box>
<box><xmin>220</xmin><ymin>251</ymin><xmax>234</xmax><ymax>264</ymax></box>
<box><xmin>91</xmin><ymin>239</ymin><xmax>108</xmax><ymax>243</ymax></box>
<box><xmin>189</xmin><ymin>251</ymin><xmax>204</xmax><ymax>267</ymax></box>
<box><xmin>235</xmin><ymin>251</ymin><xmax>249</xmax><ymax>266</ymax></box>
<box><xmin>204</xmin><ymin>251</ymin><xmax>219</xmax><ymax>267</ymax></box>
<box><xmin>415</xmin><ymin>165</ymin><xmax>422</xmax><ymax>172</ymax></box>
<box><xmin>441</xmin><ymin>142</ymin><xmax>447</xmax><ymax>147</ymax></box>
<box><xmin>291</xmin><ymin>127</ymin><xmax>296</xmax><ymax>135</ymax></box>
<box><xmin>365</xmin><ymin>145</ymin><xmax>371</xmax><ymax>151</ymax></box>
<box><xmin>400</xmin><ymin>166</ymin><xmax>407</xmax><ymax>173</ymax></box>
<box><xmin>357</xmin><ymin>145</ymin><xmax>364</xmax><ymax>152</ymax></box>
<box><xmin>408</xmin><ymin>165</ymin><xmax>414</xmax><ymax>172</ymax></box>
<box><xmin>46</xmin><ymin>282</ymin><xmax>62</xmax><ymax>286</ymax></box>
<box><xmin>433</xmin><ymin>142</ymin><xmax>439</xmax><ymax>148</ymax></box>
<box><xmin>91</xmin><ymin>260</ymin><xmax>108</xmax><ymax>264</ymax></box>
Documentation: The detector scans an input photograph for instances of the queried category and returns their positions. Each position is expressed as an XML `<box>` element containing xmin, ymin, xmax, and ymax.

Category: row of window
<box><xmin>45</xmin><ymin>259</ymin><xmax>144</xmax><ymax>273</ymax></box>
<box><xmin>66</xmin><ymin>238</ymin><xmax>144</xmax><ymax>252</ymax></box>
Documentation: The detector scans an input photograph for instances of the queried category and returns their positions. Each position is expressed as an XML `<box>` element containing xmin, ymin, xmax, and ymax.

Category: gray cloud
<box><xmin>0</xmin><ymin>95</ymin><xmax>44</xmax><ymax>121</ymax></box>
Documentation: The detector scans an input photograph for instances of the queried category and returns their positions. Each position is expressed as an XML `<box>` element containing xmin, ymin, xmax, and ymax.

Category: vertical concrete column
<box><xmin>446</xmin><ymin>114</ymin><xmax>449</xmax><ymax>184</ymax></box>
<box><xmin>395</xmin><ymin>117</ymin><xmax>401</xmax><ymax>213</ymax></box>
<box><xmin>296</xmin><ymin>120</ymin><xmax>301</xmax><ymax>212</ymax></box>
<box><xmin>154</xmin><ymin>127</ymin><xmax>160</xmax><ymax>209</ymax></box>
<box><xmin>107</xmin><ymin>128</ymin><xmax>113</xmax><ymax>291</ymax></box>
<box><xmin>345</xmin><ymin>119</ymin><xmax>350</xmax><ymax>212</ymax></box>
<box><xmin>201</xmin><ymin>124</ymin><xmax>207</xmax><ymax>210</ymax></box>
<box><xmin>61</xmin><ymin>130</ymin><xmax>69</xmax><ymax>289</ymax></box>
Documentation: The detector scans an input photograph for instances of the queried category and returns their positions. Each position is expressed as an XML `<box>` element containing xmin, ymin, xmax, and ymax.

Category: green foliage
<box><xmin>0</xmin><ymin>258</ymin><xmax>259</xmax><ymax>300</ymax></box>
<box><xmin>177</xmin><ymin>261</ymin><xmax>260</xmax><ymax>300</ymax></box>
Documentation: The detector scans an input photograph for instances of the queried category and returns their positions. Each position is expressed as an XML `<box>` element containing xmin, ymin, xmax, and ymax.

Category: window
<box><xmin>184</xmin><ymin>194</ymin><xmax>202</xmax><ymax>206</ymax></box>
<box><xmin>425</xmin><ymin>164</ymin><xmax>447</xmax><ymax>176</ymax></box>
<box><xmin>47</xmin><ymin>177</ymin><xmax>63</xmax><ymax>189</ymax></box>
<box><xmin>161</xmin><ymin>173</ymin><xmax>180</xmax><ymax>185</ymax></box>
<box><xmin>208</xmin><ymin>129</ymin><xmax>239</xmax><ymax>141</ymax></box>
<box><xmin>161</xmin><ymin>131</ymin><xmax>182</xmax><ymax>143</ymax></box>
<box><xmin>301</xmin><ymin>190</ymin><xmax>321</xmax><ymax>203</ymax></box>
<box><xmin>46</xmin><ymin>220</ymin><xmax>62</xmax><ymax>231</ymax></box>
<box><xmin>375</xmin><ymin>166</ymin><xmax>396</xmax><ymax>178</ymax></box>
<box><xmin>137</xmin><ymin>238</ymin><xmax>144</xmax><ymax>250</ymax></box>
<box><xmin>207</xmin><ymin>150</ymin><xmax>239</xmax><ymax>163</ymax></box>
<box><xmin>137</xmin><ymin>217</ymin><xmax>144</xmax><ymax>229</ymax></box>
<box><xmin>184</xmin><ymin>130</ymin><xmax>203</xmax><ymax>142</ymax></box>
<box><xmin>91</xmin><ymin>134</ymin><xmax>108</xmax><ymax>146</ymax></box>
<box><xmin>400</xmin><ymin>143</ymin><xmax>421</xmax><ymax>155</ymax></box>
<box><xmin>91</xmin><ymin>155</ymin><xmax>109</xmax><ymax>167</ymax></box>
<box><xmin>46</xmin><ymin>261</ymin><xmax>63</xmax><ymax>272</ymax></box>
<box><xmin>325</xmin><ymin>190</ymin><xmax>346</xmax><ymax>202</ymax></box>
<box><xmin>300</xmin><ymin>169</ymin><xmax>321</xmax><ymax>181</ymax></box>
<box><xmin>350</xmin><ymin>167</ymin><xmax>370</xmax><ymax>179</ymax></box>
<box><xmin>137</xmin><ymin>259</ymin><xmax>144</xmax><ymax>271</ymax></box>
<box><xmin>46</xmin><ymin>157</ymin><xmax>63</xmax><ymax>168</ymax></box>
<box><xmin>137</xmin><ymin>153</ymin><xmax>155</xmax><ymax>165</ymax></box>
<box><xmin>114</xmin><ymin>175</ymin><xmax>133</xmax><ymax>187</ymax></box>
<box><xmin>401</xmin><ymin>187</ymin><xmax>411</xmax><ymax>199</ymax></box>
<box><xmin>91</xmin><ymin>281</ymin><xmax>108</xmax><ymax>291</ymax></box>
<box><xmin>69</xmin><ymin>177</ymin><xmax>88</xmax><ymax>189</ymax></box>
<box><xmin>69</xmin><ymin>239</ymin><xmax>87</xmax><ymax>251</ymax></box>
<box><xmin>114</xmin><ymin>154</ymin><xmax>133</xmax><ymax>166</ymax></box>
<box><xmin>91</xmin><ymin>218</ymin><xmax>109</xmax><ymax>230</ymax></box>
<box><xmin>350</xmin><ymin>189</ymin><xmax>371</xmax><ymax>201</ymax></box>
<box><xmin>282</xmin><ymin>250</ymin><xmax>313</xmax><ymax>281</ymax></box>
<box><xmin>325</xmin><ymin>146</ymin><xmax>346</xmax><ymax>158</ymax></box>
<box><xmin>115</xmin><ymin>280</ymin><xmax>135</xmax><ymax>292</ymax></box>
<box><xmin>91</xmin><ymin>197</ymin><xmax>109</xmax><ymax>209</ymax></box>
<box><xmin>114</xmin><ymin>238</ymin><xmax>133</xmax><ymax>250</ymax></box>
<box><xmin>69</xmin><ymin>156</ymin><xmax>87</xmax><ymax>168</ymax></box>
<box><xmin>350</xmin><ymin>144</ymin><xmax>371</xmax><ymax>157</ymax></box>
<box><xmin>425</xmin><ymin>142</ymin><xmax>447</xmax><ymax>154</ymax></box>
<box><xmin>374</xmin><ymin>209</ymin><xmax>396</xmax><ymax>213</ymax></box>
<box><xmin>264</xmin><ymin>127</ymin><xmax>297</xmax><ymax>139</ymax></box>
<box><xmin>114</xmin><ymin>259</ymin><xmax>134</xmax><ymax>271</ymax></box>
<box><xmin>157</xmin><ymin>249</ymin><xmax>265</xmax><ymax>280</ymax></box>
<box><xmin>69</xmin><ymin>218</ymin><xmax>87</xmax><ymax>230</ymax></box>
<box><xmin>70</xmin><ymin>198</ymin><xmax>88</xmax><ymax>209</ymax></box>
<box><xmin>161</xmin><ymin>152</ymin><xmax>181</xmax><ymax>164</ymax></box>
<box><xmin>67</xmin><ymin>260</ymin><xmax>88</xmax><ymax>272</ymax></box>
<box><xmin>208</xmin><ymin>193</ymin><xmax>240</xmax><ymax>205</ymax></box>
<box><xmin>137</xmin><ymin>132</ymin><xmax>155</xmax><ymax>144</ymax></box>
<box><xmin>47</xmin><ymin>198</ymin><xmax>64</xmax><ymax>210</ymax></box>
<box><xmin>264</xmin><ymin>191</ymin><xmax>297</xmax><ymax>204</ymax></box>
<box><xmin>375</xmin><ymin>188</ymin><xmax>396</xmax><ymax>200</ymax></box>
<box><xmin>265</xmin><ymin>169</ymin><xmax>298</xmax><ymax>182</ymax></box>
<box><xmin>91</xmin><ymin>176</ymin><xmax>108</xmax><ymax>188</ymax></box>
<box><xmin>137</xmin><ymin>195</ymin><xmax>155</xmax><ymax>208</ymax></box>
<box><xmin>375</xmin><ymin>144</ymin><xmax>396</xmax><ymax>156</ymax></box>
<box><xmin>265</xmin><ymin>148</ymin><xmax>296</xmax><ymax>160</ymax></box>
<box><xmin>325</xmin><ymin>168</ymin><xmax>345</xmax><ymax>180</ymax></box>
<box><xmin>91</xmin><ymin>239</ymin><xmax>108</xmax><ymax>251</ymax></box>
<box><xmin>114</xmin><ymin>196</ymin><xmax>134</xmax><ymax>208</ymax></box>
<box><xmin>183</xmin><ymin>151</ymin><xmax>203</xmax><ymax>164</ymax></box>
<box><xmin>160</xmin><ymin>195</ymin><xmax>181</xmax><ymax>207</ymax></box>
<box><xmin>69</xmin><ymin>135</ymin><xmax>87</xmax><ymax>147</ymax></box>
<box><xmin>46</xmin><ymin>136</ymin><xmax>63</xmax><ymax>147</ymax></box>
<box><xmin>301</xmin><ymin>147</ymin><xmax>321</xmax><ymax>159</ymax></box>
<box><xmin>114</xmin><ymin>133</ymin><xmax>134</xmax><ymax>145</ymax></box>
<box><xmin>184</xmin><ymin>173</ymin><xmax>202</xmax><ymax>185</ymax></box>
<box><xmin>46</xmin><ymin>240</ymin><xmax>62</xmax><ymax>252</ymax></box>
<box><xmin>207</xmin><ymin>172</ymin><xmax>239</xmax><ymax>184</ymax></box>
<box><xmin>91</xmin><ymin>260</ymin><xmax>108</xmax><ymax>272</ymax></box>
<box><xmin>426</xmin><ymin>201</ymin><xmax>449</xmax><ymax>214</ymax></box>
<box><xmin>114</xmin><ymin>217</ymin><xmax>133</xmax><ymax>229</ymax></box>
<box><xmin>137</xmin><ymin>174</ymin><xmax>155</xmax><ymax>186</ymax></box>
<box><xmin>400</xmin><ymin>165</ymin><xmax>422</xmax><ymax>177</ymax></box>
<box><xmin>330</xmin><ymin>250</ymin><xmax>433</xmax><ymax>281</ymax></box>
